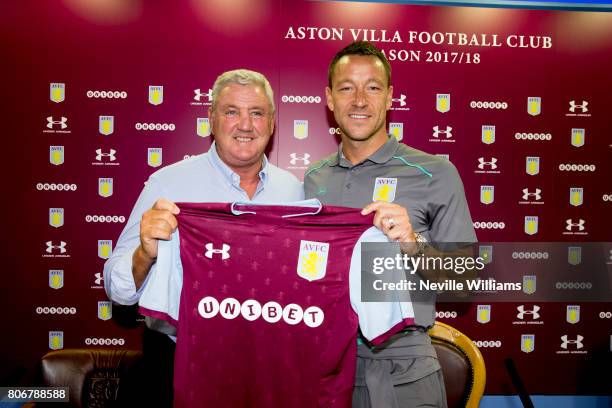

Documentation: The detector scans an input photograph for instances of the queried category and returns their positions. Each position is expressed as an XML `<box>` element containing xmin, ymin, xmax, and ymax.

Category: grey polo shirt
<box><xmin>304</xmin><ymin>136</ymin><xmax>477</xmax><ymax>384</ymax></box>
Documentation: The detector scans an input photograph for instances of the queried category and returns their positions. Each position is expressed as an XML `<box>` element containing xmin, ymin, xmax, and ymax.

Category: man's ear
<box><xmin>325</xmin><ymin>87</ymin><xmax>334</xmax><ymax>112</ymax></box>
<box><xmin>386</xmin><ymin>85</ymin><xmax>394</xmax><ymax>111</ymax></box>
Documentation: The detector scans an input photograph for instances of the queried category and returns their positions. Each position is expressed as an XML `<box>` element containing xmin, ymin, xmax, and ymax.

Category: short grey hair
<box><xmin>210</xmin><ymin>69</ymin><xmax>275</xmax><ymax>113</ymax></box>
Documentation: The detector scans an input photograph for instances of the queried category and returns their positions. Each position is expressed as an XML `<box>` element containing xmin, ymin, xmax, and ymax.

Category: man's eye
<box><xmin>368</xmin><ymin>86</ymin><xmax>381</xmax><ymax>91</ymax></box>
<box><xmin>225</xmin><ymin>110</ymin><xmax>237</xmax><ymax>116</ymax></box>
<box><xmin>251</xmin><ymin>111</ymin><xmax>264</xmax><ymax>117</ymax></box>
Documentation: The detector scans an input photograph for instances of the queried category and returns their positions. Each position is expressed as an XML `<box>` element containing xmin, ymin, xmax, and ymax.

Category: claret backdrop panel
<box><xmin>2</xmin><ymin>0</ymin><xmax>611</xmax><ymax>395</ymax></box>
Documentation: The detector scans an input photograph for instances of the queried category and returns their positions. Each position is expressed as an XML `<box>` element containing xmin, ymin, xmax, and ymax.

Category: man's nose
<box><xmin>238</xmin><ymin>111</ymin><xmax>253</xmax><ymax>131</ymax></box>
<box><xmin>352</xmin><ymin>89</ymin><xmax>367</xmax><ymax>107</ymax></box>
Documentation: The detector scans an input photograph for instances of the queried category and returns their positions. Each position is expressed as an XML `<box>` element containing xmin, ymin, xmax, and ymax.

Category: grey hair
<box><xmin>210</xmin><ymin>69</ymin><xmax>275</xmax><ymax>113</ymax></box>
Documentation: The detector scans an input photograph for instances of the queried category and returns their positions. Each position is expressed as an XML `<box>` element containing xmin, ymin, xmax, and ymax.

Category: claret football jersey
<box><xmin>139</xmin><ymin>200</ymin><xmax>414</xmax><ymax>408</ymax></box>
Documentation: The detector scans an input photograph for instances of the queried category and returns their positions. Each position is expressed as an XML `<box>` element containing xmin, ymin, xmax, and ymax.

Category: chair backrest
<box><xmin>40</xmin><ymin>349</ymin><xmax>142</xmax><ymax>408</ymax></box>
<box><xmin>429</xmin><ymin>321</ymin><xmax>486</xmax><ymax>408</ymax></box>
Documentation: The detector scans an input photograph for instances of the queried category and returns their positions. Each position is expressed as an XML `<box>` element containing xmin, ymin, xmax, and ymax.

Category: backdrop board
<box><xmin>1</xmin><ymin>0</ymin><xmax>611</xmax><ymax>395</ymax></box>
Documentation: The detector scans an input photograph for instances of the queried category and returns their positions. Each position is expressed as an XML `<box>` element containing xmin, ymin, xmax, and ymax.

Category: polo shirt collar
<box><xmin>208</xmin><ymin>141</ymin><xmax>269</xmax><ymax>185</ymax></box>
<box><xmin>331</xmin><ymin>136</ymin><xmax>399</xmax><ymax>168</ymax></box>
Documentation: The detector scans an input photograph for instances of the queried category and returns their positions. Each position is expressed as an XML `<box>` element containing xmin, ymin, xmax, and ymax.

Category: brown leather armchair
<box><xmin>37</xmin><ymin>322</ymin><xmax>484</xmax><ymax>408</ymax></box>
<box><xmin>429</xmin><ymin>321</ymin><xmax>486</xmax><ymax>408</ymax></box>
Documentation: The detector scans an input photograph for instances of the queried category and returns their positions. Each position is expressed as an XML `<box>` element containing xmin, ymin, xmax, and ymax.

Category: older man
<box><xmin>304</xmin><ymin>41</ymin><xmax>477</xmax><ymax>408</ymax></box>
<box><xmin>104</xmin><ymin>69</ymin><xmax>303</xmax><ymax>406</ymax></box>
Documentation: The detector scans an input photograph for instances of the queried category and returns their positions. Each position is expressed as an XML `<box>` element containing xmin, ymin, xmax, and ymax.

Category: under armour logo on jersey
<box><xmin>392</xmin><ymin>94</ymin><xmax>407</xmax><ymax>107</ymax></box>
<box><xmin>568</xmin><ymin>100</ymin><xmax>588</xmax><ymax>113</ymax></box>
<box><xmin>46</xmin><ymin>241</ymin><xmax>67</xmax><ymax>254</ymax></box>
<box><xmin>565</xmin><ymin>219</ymin><xmax>585</xmax><ymax>231</ymax></box>
<box><xmin>477</xmin><ymin>157</ymin><xmax>497</xmax><ymax>169</ymax></box>
<box><xmin>205</xmin><ymin>243</ymin><xmax>230</xmax><ymax>259</ymax></box>
<box><xmin>94</xmin><ymin>273</ymin><xmax>103</xmax><ymax>285</ymax></box>
<box><xmin>194</xmin><ymin>88</ymin><xmax>212</xmax><ymax>102</ymax></box>
<box><xmin>522</xmin><ymin>188</ymin><xmax>542</xmax><ymax>201</ymax></box>
<box><xmin>432</xmin><ymin>126</ymin><xmax>452</xmax><ymax>138</ymax></box>
<box><xmin>289</xmin><ymin>153</ymin><xmax>310</xmax><ymax>165</ymax></box>
<box><xmin>95</xmin><ymin>149</ymin><xmax>117</xmax><ymax>161</ymax></box>
<box><xmin>517</xmin><ymin>305</ymin><xmax>540</xmax><ymax>319</ymax></box>
<box><xmin>47</xmin><ymin>116</ymin><xmax>68</xmax><ymax>129</ymax></box>
<box><xmin>560</xmin><ymin>335</ymin><xmax>583</xmax><ymax>349</ymax></box>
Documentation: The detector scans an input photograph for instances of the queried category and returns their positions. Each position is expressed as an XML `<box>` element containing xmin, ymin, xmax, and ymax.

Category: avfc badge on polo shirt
<box><xmin>373</xmin><ymin>177</ymin><xmax>397</xmax><ymax>202</ymax></box>
<box><xmin>297</xmin><ymin>240</ymin><xmax>329</xmax><ymax>282</ymax></box>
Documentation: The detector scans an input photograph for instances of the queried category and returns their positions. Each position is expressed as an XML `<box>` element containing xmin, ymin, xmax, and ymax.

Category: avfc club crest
<box><xmin>297</xmin><ymin>240</ymin><xmax>329</xmax><ymax>282</ymax></box>
<box><xmin>293</xmin><ymin>120</ymin><xmax>308</xmax><ymax>140</ymax></box>
<box><xmin>480</xmin><ymin>185</ymin><xmax>494</xmax><ymax>205</ymax></box>
<box><xmin>527</xmin><ymin>97</ymin><xmax>541</xmax><ymax>116</ymax></box>
<box><xmin>98</xmin><ymin>178</ymin><xmax>113</xmax><ymax>198</ymax></box>
<box><xmin>571</xmin><ymin>128</ymin><xmax>585</xmax><ymax>147</ymax></box>
<box><xmin>521</xmin><ymin>334</ymin><xmax>535</xmax><ymax>353</ymax></box>
<box><xmin>49</xmin><ymin>208</ymin><xmax>64</xmax><ymax>228</ymax></box>
<box><xmin>525</xmin><ymin>156</ymin><xmax>540</xmax><ymax>176</ymax></box>
<box><xmin>50</xmin><ymin>83</ymin><xmax>65</xmax><ymax>103</ymax></box>
<box><xmin>524</xmin><ymin>216</ymin><xmax>539</xmax><ymax>235</ymax></box>
<box><xmin>148</xmin><ymin>85</ymin><xmax>163</xmax><ymax>105</ymax></box>
<box><xmin>481</xmin><ymin>125</ymin><xmax>495</xmax><ymax>144</ymax></box>
<box><xmin>197</xmin><ymin>118</ymin><xmax>211</xmax><ymax>137</ymax></box>
<box><xmin>49</xmin><ymin>331</ymin><xmax>64</xmax><ymax>350</ymax></box>
<box><xmin>98</xmin><ymin>301</ymin><xmax>112</xmax><ymax>321</ymax></box>
<box><xmin>389</xmin><ymin>122</ymin><xmax>403</xmax><ymax>141</ymax></box>
<box><xmin>436</xmin><ymin>93</ymin><xmax>450</xmax><ymax>113</ymax></box>
<box><xmin>49</xmin><ymin>269</ymin><xmax>64</xmax><ymax>290</ymax></box>
<box><xmin>569</xmin><ymin>187</ymin><xmax>583</xmax><ymax>207</ymax></box>
<box><xmin>477</xmin><ymin>305</ymin><xmax>491</xmax><ymax>324</ymax></box>
<box><xmin>98</xmin><ymin>240</ymin><xmax>113</xmax><ymax>260</ymax></box>
<box><xmin>148</xmin><ymin>148</ymin><xmax>163</xmax><ymax>168</ymax></box>
<box><xmin>479</xmin><ymin>245</ymin><xmax>493</xmax><ymax>264</ymax></box>
<box><xmin>568</xmin><ymin>246</ymin><xmax>582</xmax><ymax>266</ymax></box>
<box><xmin>523</xmin><ymin>275</ymin><xmax>536</xmax><ymax>294</ymax></box>
<box><xmin>373</xmin><ymin>178</ymin><xmax>398</xmax><ymax>203</ymax></box>
<box><xmin>99</xmin><ymin>116</ymin><xmax>114</xmax><ymax>136</ymax></box>
<box><xmin>566</xmin><ymin>305</ymin><xmax>580</xmax><ymax>324</ymax></box>
<box><xmin>49</xmin><ymin>146</ymin><xmax>64</xmax><ymax>166</ymax></box>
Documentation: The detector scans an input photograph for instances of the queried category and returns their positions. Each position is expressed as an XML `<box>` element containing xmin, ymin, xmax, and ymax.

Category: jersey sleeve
<box><xmin>138</xmin><ymin>230</ymin><xmax>183</xmax><ymax>326</ymax></box>
<box><xmin>349</xmin><ymin>227</ymin><xmax>415</xmax><ymax>346</ymax></box>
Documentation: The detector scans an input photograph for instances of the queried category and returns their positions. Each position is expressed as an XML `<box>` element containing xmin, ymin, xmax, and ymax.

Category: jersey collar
<box><xmin>331</xmin><ymin>136</ymin><xmax>399</xmax><ymax>168</ymax></box>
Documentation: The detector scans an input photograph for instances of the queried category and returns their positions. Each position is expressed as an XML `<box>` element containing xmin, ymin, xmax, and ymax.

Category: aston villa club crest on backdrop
<box><xmin>480</xmin><ymin>185</ymin><xmax>494</xmax><ymax>205</ymax></box>
<box><xmin>521</xmin><ymin>334</ymin><xmax>535</xmax><ymax>353</ymax></box>
<box><xmin>49</xmin><ymin>331</ymin><xmax>64</xmax><ymax>350</ymax></box>
<box><xmin>479</xmin><ymin>245</ymin><xmax>492</xmax><ymax>264</ymax></box>
<box><xmin>49</xmin><ymin>146</ymin><xmax>64</xmax><ymax>166</ymax></box>
<box><xmin>372</xmin><ymin>178</ymin><xmax>397</xmax><ymax>202</ymax></box>
<box><xmin>98</xmin><ymin>178</ymin><xmax>113</xmax><ymax>198</ymax></box>
<box><xmin>99</xmin><ymin>116</ymin><xmax>114</xmax><ymax>135</ymax></box>
<box><xmin>389</xmin><ymin>122</ymin><xmax>403</xmax><ymax>141</ymax></box>
<box><xmin>523</xmin><ymin>275</ymin><xmax>536</xmax><ymax>294</ymax></box>
<box><xmin>297</xmin><ymin>240</ymin><xmax>329</xmax><ymax>282</ymax></box>
<box><xmin>50</xmin><ymin>83</ymin><xmax>65</xmax><ymax>103</ymax></box>
<box><xmin>481</xmin><ymin>125</ymin><xmax>495</xmax><ymax>144</ymax></box>
<box><xmin>436</xmin><ymin>93</ymin><xmax>450</xmax><ymax>113</ymax></box>
<box><xmin>566</xmin><ymin>305</ymin><xmax>580</xmax><ymax>324</ymax></box>
<box><xmin>477</xmin><ymin>305</ymin><xmax>491</xmax><ymax>324</ymax></box>
<box><xmin>568</xmin><ymin>246</ymin><xmax>582</xmax><ymax>265</ymax></box>
<box><xmin>525</xmin><ymin>157</ymin><xmax>540</xmax><ymax>176</ymax></box>
<box><xmin>148</xmin><ymin>85</ymin><xmax>164</xmax><ymax>105</ymax></box>
<box><xmin>49</xmin><ymin>269</ymin><xmax>64</xmax><ymax>290</ymax></box>
<box><xmin>293</xmin><ymin>120</ymin><xmax>308</xmax><ymax>139</ymax></box>
<box><xmin>569</xmin><ymin>187</ymin><xmax>583</xmax><ymax>206</ymax></box>
<box><xmin>148</xmin><ymin>148</ymin><xmax>162</xmax><ymax>168</ymax></box>
<box><xmin>49</xmin><ymin>208</ymin><xmax>64</xmax><ymax>228</ymax></box>
<box><xmin>98</xmin><ymin>301</ymin><xmax>112</xmax><ymax>321</ymax></box>
<box><xmin>527</xmin><ymin>97</ymin><xmax>541</xmax><ymax>116</ymax></box>
<box><xmin>524</xmin><ymin>216</ymin><xmax>539</xmax><ymax>235</ymax></box>
<box><xmin>98</xmin><ymin>240</ymin><xmax>113</xmax><ymax>259</ymax></box>
<box><xmin>197</xmin><ymin>117</ymin><xmax>211</xmax><ymax>137</ymax></box>
<box><xmin>571</xmin><ymin>128</ymin><xmax>585</xmax><ymax>147</ymax></box>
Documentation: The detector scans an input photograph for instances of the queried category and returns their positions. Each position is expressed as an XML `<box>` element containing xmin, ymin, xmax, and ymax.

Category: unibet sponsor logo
<box><xmin>472</xmin><ymin>221</ymin><xmax>505</xmax><ymax>230</ymax></box>
<box><xmin>558</xmin><ymin>163</ymin><xmax>596</xmax><ymax>172</ymax></box>
<box><xmin>436</xmin><ymin>93</ymin><xmax>450</xmax><ymax>113</ymax></box>
<box><xmin>288</xmin><ymin>153</ymin><xmax>310</xmax><ymax>170</ymax></box>
<box><xmin>148</xmin><ymin>85</ymin><xmax>163</xmax><ymax>105</ymax></box>
<box><xmin>49</xmin><ymin>146</ymin><xmax>64</xmax><ymax>166</ymax></box>
<box><xmin>566</xmin><ymin>100</ymin><xmax>591</xmax><ymax>117</ymax></box>
<box><xmin>36</xmin><ymin>306</ymin><xmax>76</xmax><ymax>315</ymax></box>
<box><xmin>435</xmin><ymin>311</ymin><xmax>458</xmax><ymax>319</ymax></box>
<box><xmin>527</xmin><ymin>97</ymin><xmax>541</xmax><ymax>116</ymax></box>
<box><xmin>430</xmin><ymin>126</ymin><xmax>454</xmax><ymax>143</ymax></box>
<box><xmin>514</xmin><ymin>132</ymin><xmax>551</xmax><ymax>141</ymax></box>
<box><xmin>43</xmin><ymin>116</ymin><xmax>71</xmax><ymax>134</ymax></box>
<box><xmin>85</xmin><ymin>337</ymin><xmax>125</xmax><ymax>346</ymax></box>
<box><xmin>555</xmin><ymin>281</ymin><xmax>592</xmax><ymax>290</ymax></box>
<box><xmin>372</xmin><ymin>178</ymin><xmax>397</xmax><ymax>203</ymax></box>
<box><xmin>86</xmin><ymin>90</ymin><xmax>127</xmax><ymax>99</ymax></box>
<box><xmin>281</xmin><ymin>95</ymin><xmax>322</xmax><ymax>104</ymax></box>
<box><xmin>135</xmin><ymin>122</ymin><xmax>176</xmax><ymax>131</ymax></box>
<box><xmin>470</xmin><ymin>101</ymin><xmax>508</xmax><ymax>110</ymax></box>
<box><xmin>297</xmin><ymin>240</ymin><xmax>329</xmax><ymax>282</ymax></box>
<box><xmin>513</xmin><ymin>305</ymin><xmax>543</xmax><ymax>325</ymax></box>
<box><xmin>519</xmin><ymin>188</ymin><xmax>544</xmax><ymax>205</ymax></box>
<box><xmin>512</xmin><ymin>251</ymin><xmax>548</xmax><ymax>260</ymax></box>
<box><xmin>85</xmin><ymin>215</ymin><xmax>126</xmax><ymax>223</ymax></box>
<box><xmin>49</xmin><ymin>331</ymin><xmax>64</xmax><ymax>350</ymax></box>
<box><xmin>36</xmin><ymin>183</ymin><xmax>77</xmax><ymax>191</ymax></box>
<box><xmin>197</xmin><ymin>296</ymin><xmax>324</xmax><ymax>328</ymax></box>
<box><xmin>328</xmin><ymin>127</ymin><xmax>342</xmax><ymax>135</ymax></box>
<box><xmin>148</xmin><ymin>148</ymin><xmax>163</xmax><ymax>168</ymax></box>
<box><xmin>50</xmin><ymin>83</ymin><xmax>65</xmax><ymax>103</ymax></box>
<box><xmin>473</xmin><ymin>340</ymin><xmax>502</xmax><ymax>348</ymax></box>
